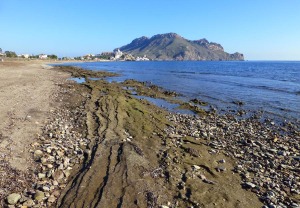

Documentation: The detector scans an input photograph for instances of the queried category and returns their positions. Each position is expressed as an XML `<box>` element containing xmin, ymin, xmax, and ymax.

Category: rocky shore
<box><xmin>164</xmin><ymin>113</ymin><xmax>299</xmax><ymax>208</ymax></box>
<box><xmin>1</xmin><ymin>64</ymin><xmax>299</xmax><ymax>208</ymax></box>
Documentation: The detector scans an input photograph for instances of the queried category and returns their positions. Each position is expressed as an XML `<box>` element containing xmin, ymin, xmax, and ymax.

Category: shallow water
<box><xmin>61</xmin><ymin>61</ymin><xmax>300</xmax><ymax>122</ymax></box>
<box><xmin>68</xmin><ymin>77</ymin><xmax>85</xmax><ymax>83</ymax></box>
<box><xmin>134</xmin><ymin>95</ymin><xmax>194</xmax><ymax>115</ymax></box>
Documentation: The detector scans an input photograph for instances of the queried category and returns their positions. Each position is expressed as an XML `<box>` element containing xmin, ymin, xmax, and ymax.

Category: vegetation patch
<box><xmin>54</xmin><ymin>65</ymin><xmax>118</xmax><ymax>79</ymax></box>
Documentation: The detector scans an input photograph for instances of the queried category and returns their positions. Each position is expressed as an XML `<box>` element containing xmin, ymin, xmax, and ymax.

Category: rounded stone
<box><xmin>38</xmin><ymin>173</ymin><xmax>46</xmax><ymax>179</ymax></box>
<box><xmin>7</xmin><ymin>193</ymin><xmax>21</xmax><ymax>205</ymax></box>
<box><xmin>34</xmin><ymin>190</ymin><xmax>45</xmax><ymax>202</ymax></box>
<box><xmin>33</xmin><ymin>150</ymin><xmax>43</xmax><ymax>160</ymax></box>
<box><xmin>34</xmin><ymin>150</ymin><xmax>43</xmax><ymax>156</ymax></box>
<box><xmin>22</xmin><ymin>199</ymin><xmax>35</xmax><ymax>207</ymax></box>
<box><xmin>47</xmin><ymin>164</ymin><xmax>54</xmax><ymax>169</ymax></box>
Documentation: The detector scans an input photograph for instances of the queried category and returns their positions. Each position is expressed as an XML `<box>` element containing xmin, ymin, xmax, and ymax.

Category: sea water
<box><xmin>61</xmin><ymin>61</ymin><xmax>300</xmax><ymax>122</ymax></box>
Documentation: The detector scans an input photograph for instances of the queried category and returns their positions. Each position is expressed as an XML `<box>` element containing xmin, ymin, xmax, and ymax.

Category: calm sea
<box><xmin>62</xmin><ymin>61</ymin><xmax>300</xmax><ymax>122</ymax></box>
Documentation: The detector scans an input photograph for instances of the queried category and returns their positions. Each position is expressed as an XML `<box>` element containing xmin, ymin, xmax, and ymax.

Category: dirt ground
<box><xmin>0</xmin><ymin>61</ymin><xmax>69</xmax><ymax>171</ymax></box>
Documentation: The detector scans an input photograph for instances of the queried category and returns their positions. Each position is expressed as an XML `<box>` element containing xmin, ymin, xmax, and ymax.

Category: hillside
<box><xmin>117</xmin><ymin>33</ymin><xmax>244</xmax><ymax>61</ymax></box>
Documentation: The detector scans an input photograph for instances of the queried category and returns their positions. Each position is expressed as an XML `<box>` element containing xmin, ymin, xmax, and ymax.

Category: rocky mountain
<box><xmin>117</xmin><ymin>33</ymin><xmax>244</xmax><ymax>61</ymax></box>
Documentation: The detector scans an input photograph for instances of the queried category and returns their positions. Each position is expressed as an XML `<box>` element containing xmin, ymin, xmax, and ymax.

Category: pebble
<box><xmin>52</xmin><ymin>170</ymin><xmax>64</xmax><ymax>181</ymax></box>
<box><xmin>42</xmin><ymin>186</ymin><xmax>50</xmax><ymax>192</ymax></box>
<box><xmin>22</xmin><ymin>199</ymin><xmax>35</xmax><ymax>207</ymax></box>
<box><xmin>243</xmin><ymin>182</ymin><xmax>256</xmax><ymax>188</ymax></box>
<box><xmin>63</xmin><ymin>169</ymin><xmax>71</xmax><ymax>178</ymax></box>
<box><xmin>192</xmin><ymin>165</ymin><xmax>201</xmax><ymax>170</ymax></box>
<box><xmin>33</xmin><ymin>150</ymin><xmax>43</xmax><ymax>161</ymax></box>
<box><xmin>34</xmin><ymin>191</ymin><xmax>45</xmax><ymax>202</ymax></box>
<box><xmin>38</xmin><ymin>173</ymin><xmax>46</xmax><ymax>179</ymax></box>
<box><xmin>47</xmin><ymin>195</ymin><xmax>56</xmax><ymax>203</ymax></box>
<box><xmin>216</xmin><ymin>166</ymin><xmax>226</xmax><ymax>172</ymax></box>
<box><xmin>7</xmin><ymin>193</ymin><xmax>21</xmax><ymax>205</ymax></box>
<box><xmin>47</xmin><ymin>164</ymin><xmax>53</xmax><ymax>169</ymax></box>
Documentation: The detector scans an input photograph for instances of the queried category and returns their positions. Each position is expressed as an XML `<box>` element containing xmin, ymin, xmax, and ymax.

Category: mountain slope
<box><xmin>117</xmin><ymin>33</ymin><xmax>244</xmax><ymax>61</ymax></box>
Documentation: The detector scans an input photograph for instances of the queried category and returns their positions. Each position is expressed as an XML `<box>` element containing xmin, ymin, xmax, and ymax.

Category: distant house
<box><xmin>39</xmin><ymin>54</ymin><xmax>48</xmax><ymax>59</ymax></box>
<box><xmin>114</xmin><ymin>49</ymin><xmax>123</xmax><ymax>59</ymax></box>
<box><xmin>83</xmin><ymin>54</ymin><xmax>95</xmax><ymax>60</ymax></box>
<box><xmin>136</xmin><ymin>55</ymin><xmax>150</xmax><ymax>61</ymax></box>
<box><xmin>0</xmin><ymin>48</ymin><xmax>5</xmax><ymax>57</ymax></box>
<box><xmin>18</xmin><ymin>54</ymin><xmax>30</xmax><ymax>58</ymax></box>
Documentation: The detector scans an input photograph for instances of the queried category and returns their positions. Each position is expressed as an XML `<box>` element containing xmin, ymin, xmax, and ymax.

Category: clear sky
<box><xmin>1</xmin><ymin>0</ymin><xmax>300</xmax><ymax>60</ymax></box>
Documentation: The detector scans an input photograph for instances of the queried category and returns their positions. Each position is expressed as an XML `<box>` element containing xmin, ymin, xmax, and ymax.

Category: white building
<box><xmin>39</xmin><ymin>54</ymin><xmax>48</xmax><ymax>59</ymax></box>
<box><xmin>0</xmin><ymin>48</ymin><xmax>5</xmax><ymax>56</ymax></box>
<box><xmin>136</xmin><ymin>55</ymin><xmax>150</xmax><ymax>61</ymax></box>
<box><xmin>83</xmin><ymin>54</ymin><xmax>95</xmax><ymax>60</ymax></box>
<box><xmin>19</xmin><ymin>54</ymin><xmax>30</xmax><ymax>58</ymax></box>
<box><xmin>114</xmin><ymin>49</ymin><xmax>123</xmax><ymax>59</ymax></box>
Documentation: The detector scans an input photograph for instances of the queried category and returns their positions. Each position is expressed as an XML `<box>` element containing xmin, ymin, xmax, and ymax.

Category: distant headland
<box><xmin>117</xmin><ymin>33</ymin><xmax>244</xmax><ymax>61</ymax></box>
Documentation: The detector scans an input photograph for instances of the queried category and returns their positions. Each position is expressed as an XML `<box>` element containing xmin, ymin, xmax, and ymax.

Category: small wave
<box><xmin>169</xmin><ymin>70</ymin><xmax>221</xmax><ymax>76</ymax></box>
<box><xmin>169</xmin><ymin>70</ymin><xmax>196</xmax><ymax>74</ymax></box>
<box><xmin>256</xmin><ymin>85</ymin><xmax>300</xmax><ymax>95</ymax></box>
<box><xmin>212</xmin><ymin>81</ymin><xmax>295</xmax><ymax>95</ymax></box>
<box><xmin>197</xmin><ymin>78</ymin><xmax>298</xmax><ymax>95</ymax></box>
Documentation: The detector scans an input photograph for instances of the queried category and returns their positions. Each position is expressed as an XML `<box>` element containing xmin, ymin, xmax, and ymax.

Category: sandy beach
<box><xmin>0</xmin><ymin>61</ymin><xmax>68</xmax><ymax>170</ymax></box>
<box><xmin>0</xmin><ymin>61</ymin><xmax>70</xmax><ymax>205</ymax></box>
<box><xmin>0</xmin><ymin>61</ymin><xmax>299</xmax><ymax>208</ymax></box>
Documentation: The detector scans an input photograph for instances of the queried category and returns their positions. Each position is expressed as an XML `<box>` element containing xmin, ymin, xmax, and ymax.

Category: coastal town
<box><xmin>0</xmin><ymin>48</ymin><xmax>150</xmax><ymax>62</ymax></box>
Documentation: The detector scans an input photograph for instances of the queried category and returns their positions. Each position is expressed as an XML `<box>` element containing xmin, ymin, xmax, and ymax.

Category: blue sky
<box><xmin>1</xmin><ymin>0</ymin><xmax>300</xmax><ymax>60</ymax></box>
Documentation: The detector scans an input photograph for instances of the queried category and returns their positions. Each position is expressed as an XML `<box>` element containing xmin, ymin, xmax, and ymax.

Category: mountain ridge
<box><xmin>117</xmin><ymin>33</ymin><xmax>244</xmax><ymax>61</ymax></box>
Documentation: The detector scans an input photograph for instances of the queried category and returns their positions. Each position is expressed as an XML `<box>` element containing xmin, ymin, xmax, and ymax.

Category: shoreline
<box><xmin>54</xmin><ymin>61</ymin><xmax>300</xmax><ymax>127</ymax></box>
<box><xmin>1</xmin><ymin>62</ymin><xmax>299</xmax><ymax>207</ymax></box>
<box><xmin>55</xmin><ymin>66</ymin><xmax>300</xmax><ymax>207</ymax></box>
<box><xmin>56</xmin><ymin>63</ymin><xmax>300</xmax><ymax>131</ymax></box>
